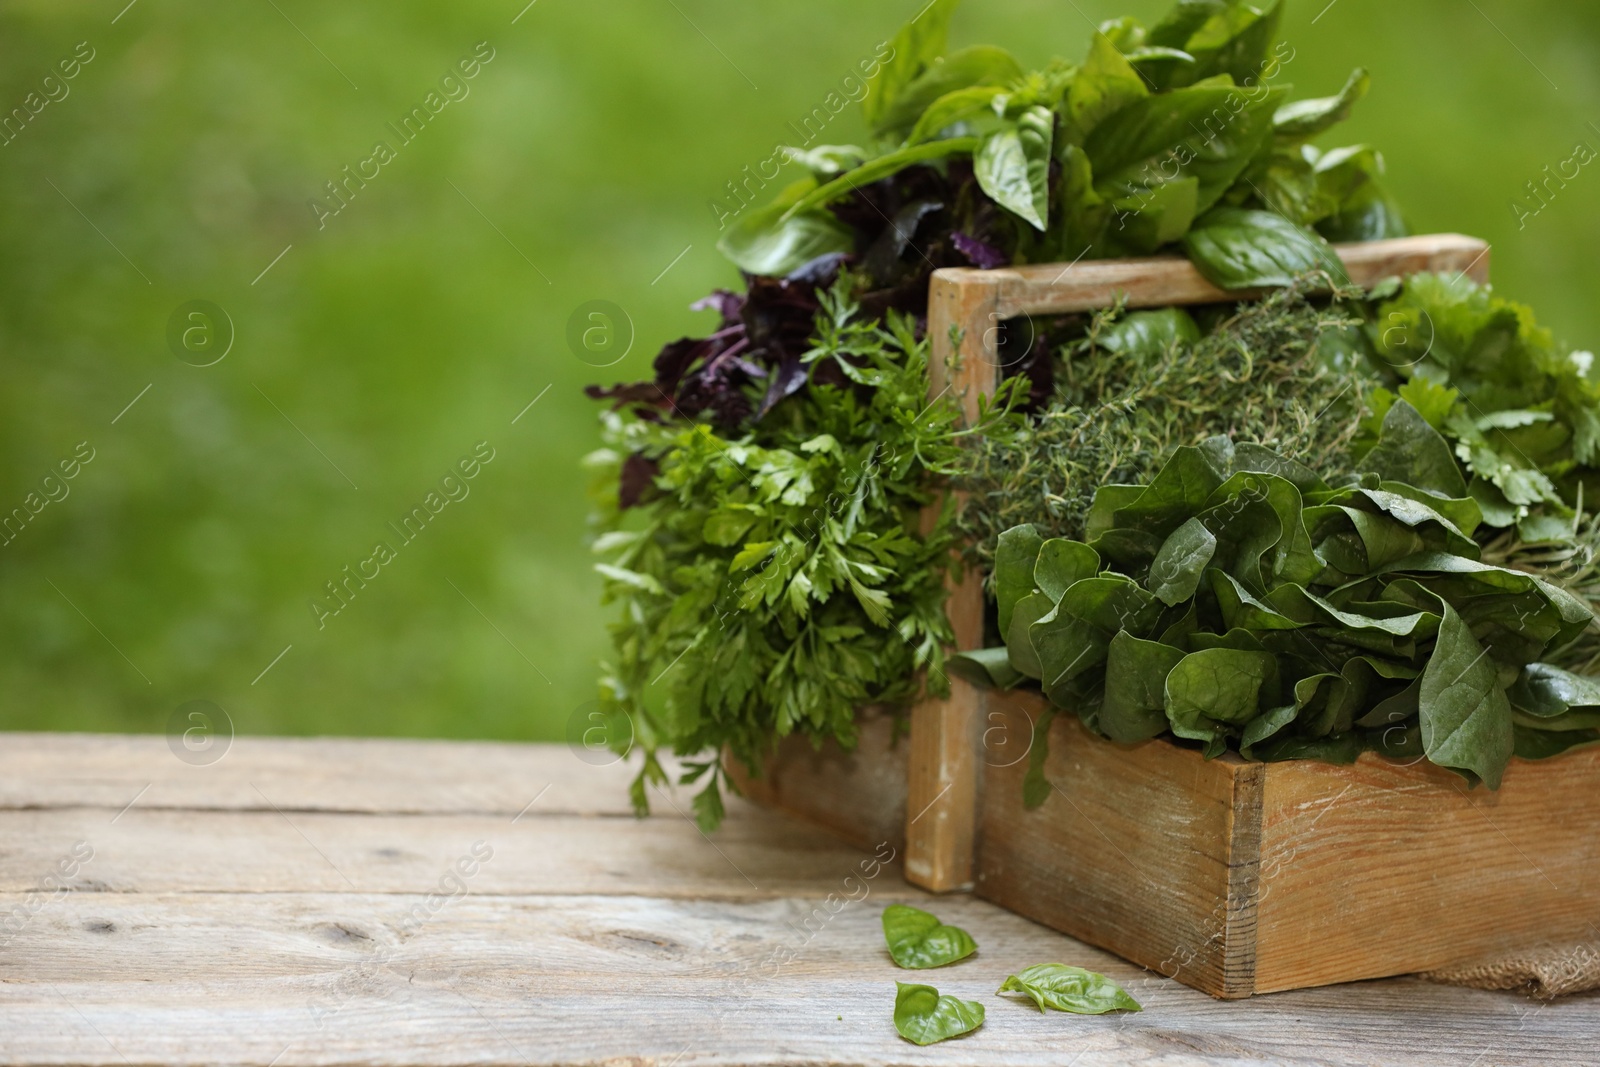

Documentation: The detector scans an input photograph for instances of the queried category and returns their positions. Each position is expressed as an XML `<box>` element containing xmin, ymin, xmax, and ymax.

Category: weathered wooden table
<box><xmin>1</xmin><ymin>734</ymin><xmax>1593</xmax><ymax>1066</ymax></box>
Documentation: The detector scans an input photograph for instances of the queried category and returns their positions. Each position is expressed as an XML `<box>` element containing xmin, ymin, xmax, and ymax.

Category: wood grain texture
<box><xmin>1253</xmin><ymin>746</ymin><xmax>1600</xmax><ymax>994</ymax></box>
<box><xmin>0</xmin><ymin>732</ymin><xmax>639</xmax><ymax>816</ymax></box>
<box><xmin>903</xmin><ymin>270</ymin><xmax>1007</xmax><ymax>894</ymax></box>
<box><xmin>6</xmin><ymin>890</ymin><xmax>1592</xmax><ymax>1067</ymax></box>
<box><xmin>2</xmin><ymin>733</ymin><xmax>1598</xmax><ymax>1065</ymax></box>
<box><xmin>726</xmin><ymin>706</ymin><xmax>908</xmax><ymax>856</ymax></box>
<box><xmin>976</xmin><ymin>698</ymin><xmax>1258</xmax><ymax>997</ymax></box>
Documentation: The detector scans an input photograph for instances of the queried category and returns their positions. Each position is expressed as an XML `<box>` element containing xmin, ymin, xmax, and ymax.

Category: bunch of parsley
<box><xmin>586</xmin><ymin>281</ymin><xmax>1009</xmax><ymax>829</ymax></box>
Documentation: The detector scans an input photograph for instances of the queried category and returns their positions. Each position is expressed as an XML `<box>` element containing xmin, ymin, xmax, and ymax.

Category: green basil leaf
<box><xmin>716</xmin><ymin>178</ymin><xmax>854</xmax><ymax>276</ymax></box>
<box><xmin>893</xmin><ymin>982</ymin><xmax>985</xmax><ymax>1045</ymax></box>
<box><xmin>1102</xmin><ymin>632</ymin><xmax>1187</xmax><ymax>743</ymax></box>
<box><xmin>1183</xmin><ymin>207</ymin><xmax>1351</xmax><ymax>290</ymax></box>
<box><xmin>997</xmin><ymin>963</ymin><xmax>1142</xmax><ymax>1014</ymax></box>
<box><xmin>782</xmin><ymin>138</ymin><xmax>981</xmax><ymax>220</ymax></box>
<box><xmin>1181</xmin><ymin>0</ymin><xmax>1283</xmax><ymax>88</ymax></box>
<box><xmin>975</xmin><ymin>106</ymin><xmax>1054</xmax><ymax>231</ymax></box>
<box><xmin>876</xmin><ymin>45</ymin><xmax>1025</xmax><ymax>137</ymax></box>
<box><xmin>904</xmin><ymin>85</ymin><xmax>1006</xmax><ymax>146</ymax></box>
<box><xmin>1086</xmin><ymin>85</ymin><xmax>1279</xmax><ymax>215</ymax></box>
<box><xmin>882</xmin><ymin>905</ymin><xmax>978</xmax><ymax>969</ymax></box>
<box><xmin>1274</xmin><ymin>68</ymin><xmax>1370</xmax><ymax>142</ymax></box>
<box><xmin>1106</xmin><ymin>176</ymin><xmax>1201</xmax><ymax>256</ymax></box>
<box><xmin>864</xmin><ymin>0</ymin><xmax>961</xmax><ymax>129</ymax></box>
<box><xmin>1419</xmin><ymin>603</ymin><xmax>1515</xmax><ymax>789</ymax></box>
<box><xmin>995</xmin><ymin>524</ymin><xmax>1045</xmax><ymax>634</ymax></box>
<box><xmin>1066</xmin><ymin>32</ymin><xmax>1149</xmax><ymax>141</ymax></box>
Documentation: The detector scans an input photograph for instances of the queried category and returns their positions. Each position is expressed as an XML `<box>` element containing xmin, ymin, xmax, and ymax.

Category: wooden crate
<box><xmin>732</xmin><ymin>235</ymin><xmax>1600</xmax><ymax>998</ymax></box>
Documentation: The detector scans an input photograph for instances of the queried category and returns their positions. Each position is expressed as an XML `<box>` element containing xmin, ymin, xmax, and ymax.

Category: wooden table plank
<box><xmin>0</xmin><ymin>733</ymin><xmax>642</xmax><ymax>817</ymax></box>
<box><xmin>1</xmin><ymin>734</ymin><xmax>1596</xmax><ymax>1066</ymax></box>
<box><xmin>1</xmin><ymin>892</ymin><xmax>1586</xmax><ymax>1067</ymax></box>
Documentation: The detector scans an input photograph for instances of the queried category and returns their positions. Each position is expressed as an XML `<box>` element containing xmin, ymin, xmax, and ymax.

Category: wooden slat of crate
<box><xmin>973</xmin><ymin>691</ymin><xmax>1600</xmax><ymax>998</ymax></box>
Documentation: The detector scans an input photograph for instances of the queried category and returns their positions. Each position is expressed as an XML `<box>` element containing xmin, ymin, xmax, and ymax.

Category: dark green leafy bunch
<box><xmin>587</xmin><ymin>282</ymin><xmax>1011</xmax><ymax>829</ymax></box>
<box><xmin>960</xmin><ymin>422</ymin><xmax>1600</xmax><ymax>794</ymax></box>
<box><xmin>956</xmin><ymin>280</ymin><xmax>1374</xmax><ymax>567</ymax></box>
<box><xmin>1357</xmin><ymin>272</ymin><xmax>1600</xmax><ymax>540</ymax></box>
<box><xmin>721</xmin><ymin>0</ymin><xmax>1404</xmax><ymax>290</ymax></box>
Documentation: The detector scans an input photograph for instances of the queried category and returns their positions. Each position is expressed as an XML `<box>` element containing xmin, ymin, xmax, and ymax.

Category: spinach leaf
<box><xmin>1148</xmin><ymin>517</ymin><xmax>1217</xmax><ymax>605</ymax></box>
<box><xmin>1165</xmin><ymin>647</ymin><xmax>1277</xmax><ymax>744</ymax></box>
<box><xmin>995</xmin><ymin>524</ymin><xmax>1045</xmax><ymax>634</ymax></box>
<box><xmin>1022</xmin><ymin>704</ymin><xmax>1057</xmax><ymax>808</ymax></box>
<box><xmin>1183</xmin><ymin>208</ymin><xmax>1350</xmax><ymax>289</ymax></box>
<box><xmin>996</xmin><ymin>963</ymin><xmax>1142</xmax><ymax>1014</ymax></box>
<box><xmin>1035</xmin><ymin>538</ymin><xmax>1101</xmax><ymax>602</ymax></box>
<box><xmin>1419</xmin><ymin>604</ymin><xmax>1515</xmax><ymax>788</ymax></box>
<box><xmin>882</xmin><ymin>904</ymin><xmax>978</xmax><ymax>969</ymax></box>
<box><xmin>1102</xmin><ymin>632</ymin><xmax>1187</xmax><ymax>742</ymax></box>
<box><xmin>893</xmin><ymin>982</ymin><xmax>985</xmax><ymax>1045</ymax></box>
<box><xmin>1510</xmin><ymin>663</ymin><xmax>1600</xmax><ymax>718</ymax></box>
<box><xmin>949</xmin><ymin>646</ymin><xmax>1025</xmax><ymax>690</ymax></box>
<box><xmin>1363</xmin><ymin>399</ymin><xmax>1467</xmax><ymax>499</ymax></box>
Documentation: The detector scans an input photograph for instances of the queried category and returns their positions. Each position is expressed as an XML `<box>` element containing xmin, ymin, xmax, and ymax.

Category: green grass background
<box><xmin>2</xmin><ymin>0</ymin><xmax>1597</xmax><ymax>740</ymax></box>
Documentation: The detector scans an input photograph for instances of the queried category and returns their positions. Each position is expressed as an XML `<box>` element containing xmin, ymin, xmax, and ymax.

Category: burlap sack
<box><xmin>1422</xmin><ymin>941</ymin><xmax>1600</xmax><ymax>999</ymax></box>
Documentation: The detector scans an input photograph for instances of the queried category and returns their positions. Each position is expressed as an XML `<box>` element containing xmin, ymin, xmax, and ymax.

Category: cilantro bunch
<box><xmin>587</xmin><ymin>282</ymin><xmax>1011</xmax><ymax>828</ymax></box>
<box><xmin>1359</xmin><ymin>273</ymin><xmax>1600</xmax><ymax>539</ymax></box>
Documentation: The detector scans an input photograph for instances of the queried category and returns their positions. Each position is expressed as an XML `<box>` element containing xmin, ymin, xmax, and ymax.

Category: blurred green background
<box><xmin>2</xmin><ymin>0</ymin><xmax>1597</xmax><ymax>740</ymax></box>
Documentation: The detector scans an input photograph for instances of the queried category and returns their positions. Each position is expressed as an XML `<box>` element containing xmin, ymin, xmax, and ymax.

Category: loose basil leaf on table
<box><xmin>893</xmin><ymin>982</ymin><xmax>985</xmax><ymax>1045</ymax></box>
<box><xmin>997</xmin><ymin>964</ymin><xmax>1142</xmax><ymax>1014</ymax></box>
<box><xmin>882</xmin><ymin>904</ymin><xmax>977</xmax><ymax>968</ymax></box>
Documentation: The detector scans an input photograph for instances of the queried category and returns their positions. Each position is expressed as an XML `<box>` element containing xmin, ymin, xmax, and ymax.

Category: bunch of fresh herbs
<box><xmin>588</xmin><ymin>280</ymin><xmax>1011</xmax><ymax>829</ymax></box>
<box><xmin>721</xmin><ymin>0</ymin><xmax>1401</xmax><ymax>292</ymax></box>
<box><xmin>959</xmin><ymin>420</ymin><xmax>1600</xmax><ymax>795</ymax></box>
<box><xmin>1359</xmin><ymin>272</ymin><xmax>1600</xmax><ymax>538</ymax></box>
<box><xmin>956</xmin><ymin>280</ymin><xmax>1373</xmax><ymax>568</ymax></box>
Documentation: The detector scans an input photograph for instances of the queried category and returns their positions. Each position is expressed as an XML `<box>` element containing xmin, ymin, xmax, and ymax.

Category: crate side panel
<box><xmin>1254</xmin><ymin>749</ymin><xmax>1600</xmax><ymax>993</ymax></box>
<box><xmin>728</xmin><ymin>705</ymin><xmax>908</xmax><ymax>856</ymax></box>
<box><xmin>976</xmin><ymin>700</ymin><xmax>1251</xmax><ymax>998</ymax></box>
